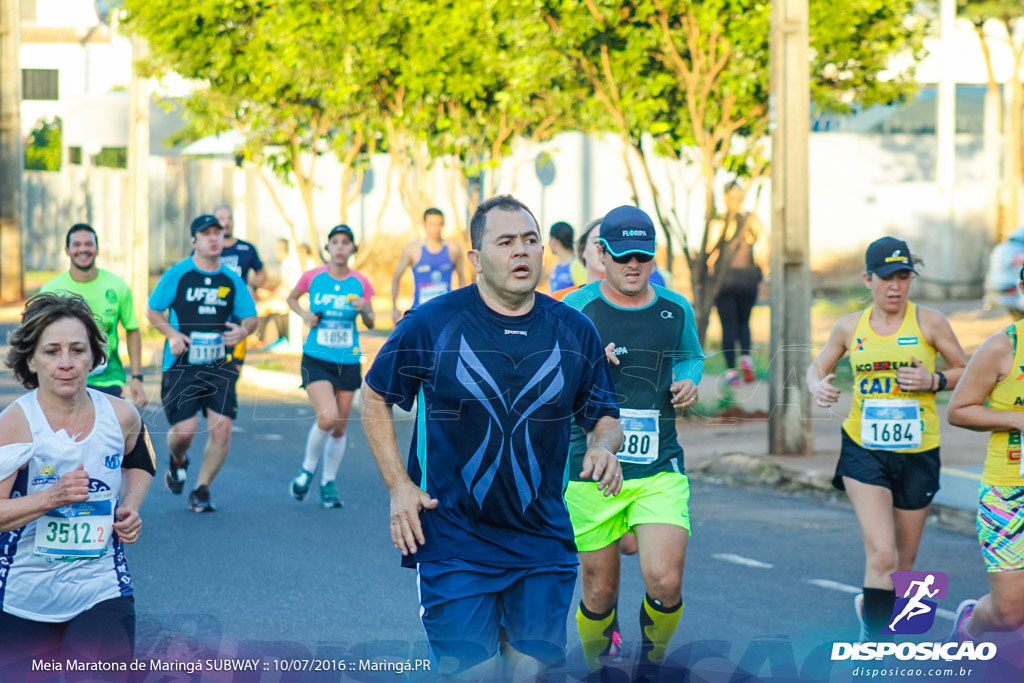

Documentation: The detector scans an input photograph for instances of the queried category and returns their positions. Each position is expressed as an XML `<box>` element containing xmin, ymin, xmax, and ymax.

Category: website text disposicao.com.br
<box><xmin>835</xmin><ymin>640</ymin><xmax>997</xmax><ymax>680</ymax></box>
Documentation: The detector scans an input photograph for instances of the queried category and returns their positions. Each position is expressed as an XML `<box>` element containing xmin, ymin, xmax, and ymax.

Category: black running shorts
<box><xmin>833</xmin><ymin>428</ymin><xmax>940</xmax><ymax>510</ymax></box>
<box><xmin>300</xmin><ymin>354</ymin><xmax>362</xmax><ymax>392</ymax></box>
<box><xmin>160</xmin><ymin>363</ymin><xmax>239</xmax><ymax>424</ymax></box>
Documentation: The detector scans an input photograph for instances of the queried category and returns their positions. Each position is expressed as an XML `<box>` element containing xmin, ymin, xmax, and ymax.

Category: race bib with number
<box><xmin>33</xmin><ymin>489</ymin><xmax>115</xmax><ymax>559</ymax></box>
<box><xmin>316</xmin><ymin>319</ymin><xmax>354</xmax><ymax>349</ymax></box>
<box><xmin>616</xmin><ymin>408</ymin><xmax>660</xmax><ymax>464</ymax></box>
<box><xmin>861</xmin><ymin>398</ymin><xmax>922</xmax><ymax>450</ymax></box>
<box><xmin>418</xmin><ymin>282</ymin><xmax>449</xmax><ymax>303</ymax></box>
<box><xmin>188</xmin><ymin>331</ymin><xmax>225</xmax><ymax>365</ymax></box>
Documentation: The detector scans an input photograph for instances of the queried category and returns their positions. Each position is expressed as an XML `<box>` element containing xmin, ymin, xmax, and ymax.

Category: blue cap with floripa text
<box><xmin>865</xmin><ymin>236</ymin><xmax>916</xmax><ymax>277</ymax></box>
<box><xmin>599</xmin><ymin>205</ymin><xmax>656</xmax><ymax>258</ymax></box>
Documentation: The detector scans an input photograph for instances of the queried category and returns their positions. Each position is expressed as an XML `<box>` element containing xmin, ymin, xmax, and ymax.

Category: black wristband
<box><xmin>132</xmin><ymin>374</ymin><xmax>144</xmax><ymax>382</ymax></box>
<box><xmin>936</xmin><ymin>372</ymin><xmax>947</xmax><ymax>392</ymax></box>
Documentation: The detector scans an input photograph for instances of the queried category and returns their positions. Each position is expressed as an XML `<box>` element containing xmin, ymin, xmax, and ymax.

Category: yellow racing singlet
<box><xmin>984</xmin><ymin>321</ymin><xmax>1024</xmax><ymax>486</ymax></box>
<box><xmin>842</xmin><ymin>302</ymin><xmax>939</xmax><ymax>452</ymax></box>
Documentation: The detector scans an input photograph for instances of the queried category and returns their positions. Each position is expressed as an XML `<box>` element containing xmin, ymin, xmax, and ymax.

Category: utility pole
<box><xmin>127</xmin><ymin>35</ymin><xmax>149</xmax><ymax>322</ymax></box>
<box><xmin>936</xmin><ymin>0</ymin><xmax>957</xmax><ymax>298</ymax></box>
<box><xmin>768</xmin><ymin>0</ymin><xmax>812</xmax><ymax>455</ymax></box>
<box><xmin>0</xmin><ymin>0</ymin><xmax>22</xmax><ymax>302</ymax></box>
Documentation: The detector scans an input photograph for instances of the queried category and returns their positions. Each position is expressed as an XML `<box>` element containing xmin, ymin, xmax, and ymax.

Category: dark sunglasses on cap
<box><xmin>610</xmin><ymin>251</ymin><xmax>654</xmax><ymax>264</ymax></box>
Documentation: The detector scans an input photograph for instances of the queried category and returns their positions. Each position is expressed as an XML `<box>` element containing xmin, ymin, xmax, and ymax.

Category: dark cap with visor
<box><xmin>865</xmin><ymin>236</ymin><xmax>916</xmax><ymax>277</ymax></box>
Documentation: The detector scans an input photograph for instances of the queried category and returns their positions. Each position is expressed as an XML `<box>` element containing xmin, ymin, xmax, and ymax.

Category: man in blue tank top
<box><xmin>390</xmin><ymin>208</ymin><xmax>466</xmax><ymax>324</ymax></box>
<box><xmin>364</xmin><ymin>195</ymin><xmax>624</xmax><ymax>678</ymax></box>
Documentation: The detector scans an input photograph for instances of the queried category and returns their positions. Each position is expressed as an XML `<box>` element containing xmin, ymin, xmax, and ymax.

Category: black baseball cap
<box><xmin>865</xmin><ymin>236</ymin><xmax>916</xmax><ymax>277</ymax></box>
<box><xmin>327</xmin><ymin>224</ymin><xmax>355</xmax><ymax>242</ymax></box>
<box><xmin>190</xmin><ymin>214</ymin><xmax>221</xmax><ymax>236</ymax></box>
<box><xmin>599</xmin><ymin>206</ymin><xmax>656</xmax><ymax>257</ymax></box>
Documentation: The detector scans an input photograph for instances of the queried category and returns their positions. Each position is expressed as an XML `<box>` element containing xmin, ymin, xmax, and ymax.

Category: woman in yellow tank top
<box><xmin>806</xmin><ymin>237</ymin><xmax>967</xmax><ymax>641</ymax></box>
<box><xmin>947</xmin><ymin>282</ymin><xmax>1024</xmax><ymax>642</ymax></box>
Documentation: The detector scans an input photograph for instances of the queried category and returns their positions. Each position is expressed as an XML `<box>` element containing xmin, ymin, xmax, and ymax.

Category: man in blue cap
<box><xmin>147</xmin><ymin>215</ymin><xmax>258</xmax><ymax>512</ymax></box>
<box><xmin>563</xmin><ymin>205</ymin><xmax>705</xmax><ymax>680</ymax></box>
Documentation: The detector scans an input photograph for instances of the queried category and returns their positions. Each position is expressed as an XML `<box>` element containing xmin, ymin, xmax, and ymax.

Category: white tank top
<box><xmin>0</xmin><ymin>389</ymin><xmax>132</xmax><ymax>622</ymax></box>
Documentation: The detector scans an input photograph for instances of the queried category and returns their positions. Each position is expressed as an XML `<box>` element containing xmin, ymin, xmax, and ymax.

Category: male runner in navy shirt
<box><xmin>363</xmin><ymin>195</ymin><xmax>623</xmax><ymax>678</ymax></box>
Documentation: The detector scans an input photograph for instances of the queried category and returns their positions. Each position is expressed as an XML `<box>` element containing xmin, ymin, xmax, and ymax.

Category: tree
<box><xmin>960</xmin><ymin>1</ymin><xmax>1024</xmax><ymax>239</ymax></box>
<box><xmin>544</xmin><ymin>0</ymin><xmax>924</xmax><ymax>343</ymax></box>
<box><xmin>122</xmin><ymin>0</ymin><xmax>381</xmax><ymax>257</ymax></box>
<box><xmin>24</xmin><ymin>117</ymin><xmax>61</xmax><ymax>171</ymax></box>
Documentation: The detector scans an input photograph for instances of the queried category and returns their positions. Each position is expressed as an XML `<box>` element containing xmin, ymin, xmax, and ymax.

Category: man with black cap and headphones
<box><xmin>146</xmin><ymin>215</ymin><xmax>258</xmax><ymax>512</ymax></box>
<box><xmin>285</xmin><ymin>224</ymin><xmax>375</xmax><ymax>508</ymax></box>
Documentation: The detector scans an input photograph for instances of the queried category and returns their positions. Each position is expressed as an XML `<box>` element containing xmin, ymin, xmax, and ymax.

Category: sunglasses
<box><xmin>610</xmin><ymin>251</ymin><xmax>654</xmax><ymax>264</ymax></box>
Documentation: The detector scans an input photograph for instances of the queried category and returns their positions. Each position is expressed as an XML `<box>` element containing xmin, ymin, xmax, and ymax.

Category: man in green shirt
<box><xmin>40</xmin><ymin>223</ymin><xmax>148</xmax><ymax>405</ymax></box>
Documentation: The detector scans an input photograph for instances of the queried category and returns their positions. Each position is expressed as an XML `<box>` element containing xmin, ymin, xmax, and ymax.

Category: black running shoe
<box><xmin>188</xmin><ymin>485</ymin><xmax>216</xmax><ymax>512</ymax></box>
<box><xmin>165</xmin><ymin>457</ymin><xmax>188</xmax><ymax>495</ymax></box>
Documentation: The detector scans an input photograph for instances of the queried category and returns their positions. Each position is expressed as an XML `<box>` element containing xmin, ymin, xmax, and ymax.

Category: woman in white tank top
<box><xmin>0</xmin><ymin>292</ymin><xmax>153</xmax><ymax>674</ymax></box>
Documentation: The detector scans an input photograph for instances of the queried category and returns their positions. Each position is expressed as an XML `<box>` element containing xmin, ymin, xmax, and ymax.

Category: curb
<box><xmin>689</xmin><ymin>453</ymin><xmax>977</xmax><ymax>537</ymax></box>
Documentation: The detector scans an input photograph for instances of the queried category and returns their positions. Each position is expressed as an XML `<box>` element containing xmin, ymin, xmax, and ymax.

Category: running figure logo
<box><xmin>884</xmin><ymin>571</ymin><xmax>948</xmax><ymax>634</ymax></box>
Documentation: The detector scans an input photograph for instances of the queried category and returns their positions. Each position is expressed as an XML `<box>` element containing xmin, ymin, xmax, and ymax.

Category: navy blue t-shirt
<box><xmin>365</xmin><ymin>285</ymin><xmax>619</xmax><ymax>568</ymax></box>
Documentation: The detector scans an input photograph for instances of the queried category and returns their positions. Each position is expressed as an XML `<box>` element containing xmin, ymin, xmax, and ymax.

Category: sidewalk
<box><xmin>682</xmin><ymin>372</ymin><xmax>984</xmax><ymax>532</ymax></box>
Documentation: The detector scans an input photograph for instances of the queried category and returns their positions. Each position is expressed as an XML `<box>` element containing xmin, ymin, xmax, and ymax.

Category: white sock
<box><xmin>321</xmin><ymin>434</ymin><xmax>347</xmax><ymax>486</ymax></box>
<box><xmin>303</xmin><ymin>425</ymin><xmax>330</xmax><ymax>474</ymax></box>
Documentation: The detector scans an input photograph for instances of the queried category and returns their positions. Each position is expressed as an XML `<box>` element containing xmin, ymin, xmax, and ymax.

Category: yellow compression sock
<box><xmin>639</xmin><ymin>593</ymin><xmax>683</xmax><ymax>665</ymax></box>
<box><xmin>576</xmin><ymin>602</ymin><xmax>619</xmax><ymax>673</ymax></box>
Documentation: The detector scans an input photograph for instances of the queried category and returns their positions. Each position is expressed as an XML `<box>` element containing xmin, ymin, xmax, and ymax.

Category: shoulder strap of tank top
<box><xmin>88</xmin><ymin>388</ymin><xmax>126</xmax><ymax>442</ymax></box>
<box><xmin>14</xmin><ymin>389</ymin><xmax>46</xmax><ymax>437</ymax></box>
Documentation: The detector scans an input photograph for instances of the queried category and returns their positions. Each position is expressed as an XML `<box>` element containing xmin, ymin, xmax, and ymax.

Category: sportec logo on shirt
<box><xmin>832</xmin><ymin>570</ymin><xmax>997</xmax><ymax>663</ymax></box>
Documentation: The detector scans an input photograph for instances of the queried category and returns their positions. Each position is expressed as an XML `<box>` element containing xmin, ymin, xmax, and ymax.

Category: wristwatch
<box><xmin>132</xmin><ymin>374</ymin><xmax>144</xmax><ymax>382</ymax></box>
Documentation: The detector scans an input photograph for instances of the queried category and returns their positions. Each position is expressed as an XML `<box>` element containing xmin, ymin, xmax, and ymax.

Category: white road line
<box><xmin>256</xmin><ymin>433</ymin><xmax>283</xmax><ymax>440</ymax></box>
<box><xmin>806</xmin><ymin>580</ymin><xmax>955</xmax><ymax>621</ymax></box>
<box><xmin>712</xmin><ymin>553</ymin><xmax>773</xmax><ymax>569</ymax></box>
<box><xmin>806</xmin><ymin>579</ymin><xmax>861</xmax><ymax>594</ymax></box>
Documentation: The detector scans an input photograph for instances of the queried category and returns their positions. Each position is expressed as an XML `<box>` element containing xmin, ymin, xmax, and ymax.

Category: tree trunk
<box><xmin>1003</xmin><ymin>20</ymin><xmax>1023</xmax><ymax>238</ymax></box>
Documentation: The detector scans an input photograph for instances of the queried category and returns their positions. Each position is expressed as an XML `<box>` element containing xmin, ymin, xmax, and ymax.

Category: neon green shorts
<box><xmin>565</xmin><ymin>471</ymin><xmax>691</xmax><ymax>552</ymax></box>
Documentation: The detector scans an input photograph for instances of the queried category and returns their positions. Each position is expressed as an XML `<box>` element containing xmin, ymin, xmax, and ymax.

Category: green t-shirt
<box><xmin>40</xmin><ymin>268</ymin><xmax>139</xmax><ymax>387</ymax></box>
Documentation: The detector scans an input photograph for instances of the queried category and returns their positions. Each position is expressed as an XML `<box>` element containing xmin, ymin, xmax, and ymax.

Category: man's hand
<box><xmin>670</xmin><ymin>379</ymin><xmax>698</xmax><ymax>410</ymax></box>
<box><xmin>580</xmin><ymin>446</ymin><xmax>623</xmax><ymax>497</ymax></box>
<box><xmin>391</xmin><ymin>308</ymin><xmax>404</xmax><ymax>325</ymax></box>
<box><xmin>389</xmin><ymin>479</ymin><xmax>439</xmax><ymax>556</ymax></box>
<box><xmin>128</xmin><ymin>378</ymin><xmax>148</xmax><ymax>407</ymax></box>
<box><xmin>604</xmin><ymin>342</ymin><xmax>620</xmax><ymax>366</ymax></box>
<box><xmin>168</xmin><ymin>331</ymin><xmax>191</xmax><ymax>356</ymax></box>
<box><xmin>222</xmin><ymin>321</ymin><xmax>248</xmax><ymax>347</ymax></box>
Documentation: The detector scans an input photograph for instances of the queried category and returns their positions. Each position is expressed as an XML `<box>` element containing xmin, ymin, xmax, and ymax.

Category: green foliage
<box><xmin>24</xmin><ymin>117</ymin><xmax>61</xmax><ymax>171</ymax></box>
<box><xmin>95</xmin><ymin>147</ymin><xmax>127</xmax><ymax>169</ymax></box>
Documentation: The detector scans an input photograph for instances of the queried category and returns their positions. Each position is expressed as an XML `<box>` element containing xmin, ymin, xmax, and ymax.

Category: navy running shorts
<box><xmin>416</xmin><ymin>558</ymin><xmax>577</xmax><ymax>673</ymax></box>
